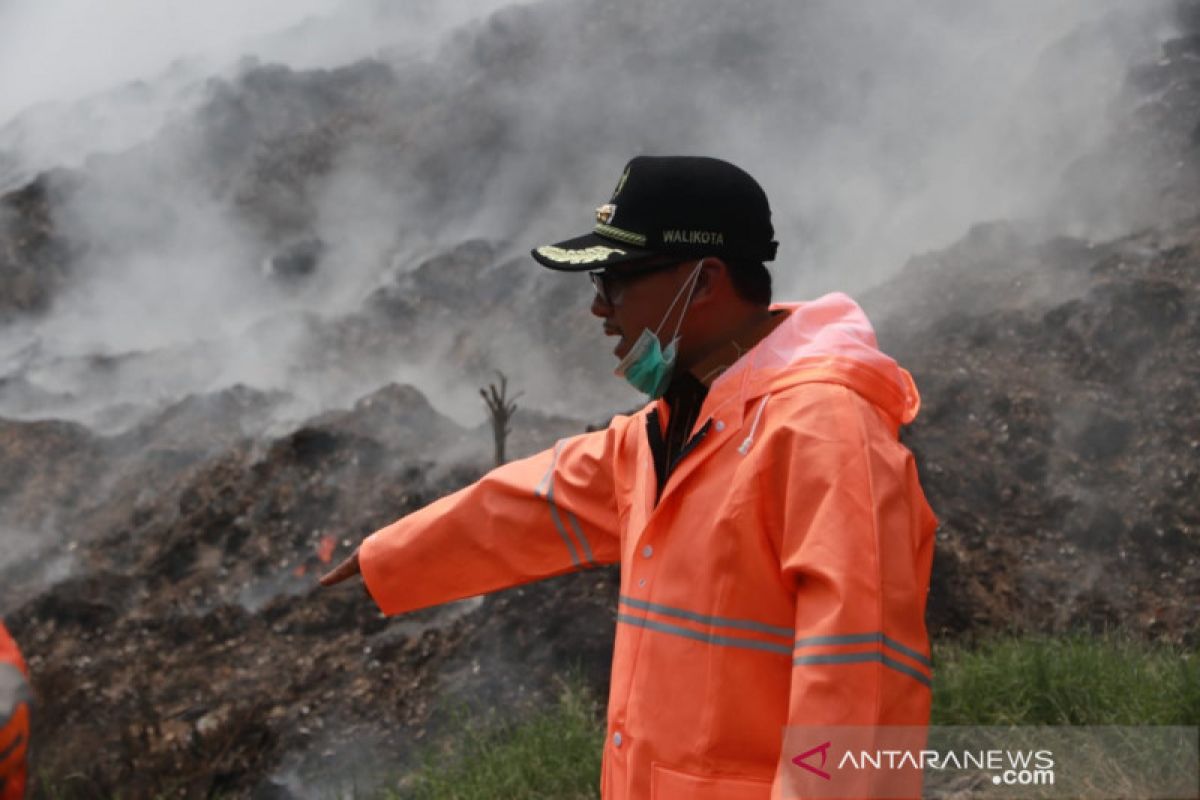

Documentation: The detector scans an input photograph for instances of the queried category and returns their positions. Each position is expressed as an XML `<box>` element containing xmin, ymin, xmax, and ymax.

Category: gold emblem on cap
<box><xmin>595</xmin><ymin>203</ymin><xmax>617</xmax><ymax>225</ymax></box>
<box><xmin>536</xmin><ymin>245</ymin><xmax>627</xmax><ymax>265</ymax></box>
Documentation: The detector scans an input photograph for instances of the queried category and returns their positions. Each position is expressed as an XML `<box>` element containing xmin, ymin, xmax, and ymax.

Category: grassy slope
<box><xmin>388</xmin><ymin>634</ymin><xmax>1198</xmax><ymax>799</ymax></box>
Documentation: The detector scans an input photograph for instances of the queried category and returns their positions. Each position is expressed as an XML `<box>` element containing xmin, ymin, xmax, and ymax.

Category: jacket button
<box><xmin>613</xmin><ymin>731</ymin><xmax>623</xmax><ymax>748</ymax></box>
<box><xmin>638</xmin><ymin>578</ymin><xmax>646</xmax><ymax>587</ymax></box>
<box><xmin>642</xmin><ymin>545</ymin><xmax>653</xmax><ymax>558</ymax></box>
<box><xmin>715</xmin><ymin>420</ymin><xmax>725</xmax><ymax>432</ymax></box>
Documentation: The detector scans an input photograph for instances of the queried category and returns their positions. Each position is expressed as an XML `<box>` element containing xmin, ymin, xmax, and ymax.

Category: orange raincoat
<box><xmin>0</xmin><ymin>621</ymin><xmax>30</xmax><ymax>800</ymax></box>
<box><xmin>361</xmin><ymin>292</ymin><xmax>937</xmax><ymax>799</ymax></box>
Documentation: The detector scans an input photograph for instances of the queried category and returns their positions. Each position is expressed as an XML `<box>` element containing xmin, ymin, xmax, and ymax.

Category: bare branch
<box><xmin>480</xmin><ymin>369</ymin><xmax>519</xmax><ymax>466</ymax></box>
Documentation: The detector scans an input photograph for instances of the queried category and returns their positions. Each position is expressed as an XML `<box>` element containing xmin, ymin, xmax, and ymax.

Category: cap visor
<box><xmin>530</xmin><ymin>232</ymin><xmax>654</xmax><ymax>271</ymax></box>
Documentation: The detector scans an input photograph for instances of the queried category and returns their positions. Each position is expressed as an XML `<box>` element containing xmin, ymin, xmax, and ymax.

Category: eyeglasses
<box><xmin>588</xmin><ymin>259</ymin><xmax>687</xmax><ymax>307</ymax></box>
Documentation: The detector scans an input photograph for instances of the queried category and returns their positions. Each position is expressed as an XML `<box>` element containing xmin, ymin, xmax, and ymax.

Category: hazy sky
<box><xmin>0</xmin><ymin>0</ymin><xmax>336</xmax><ymax>122</ymax></box>
<box><xmin>0</xmin><ymin>0</ymin><xmax>1178</xmax><ymax>432</ymax></box>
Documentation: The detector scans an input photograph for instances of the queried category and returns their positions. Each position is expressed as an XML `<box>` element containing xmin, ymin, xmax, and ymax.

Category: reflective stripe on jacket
<box><xmin>0</xmin><ymin>622</ymin><xmax>30</xmax><ymax>800</ymax></box>
<box><xmin>360</xmin><ymin>292</ymin><xmax>937</xmax><ymax>799</ymax></box>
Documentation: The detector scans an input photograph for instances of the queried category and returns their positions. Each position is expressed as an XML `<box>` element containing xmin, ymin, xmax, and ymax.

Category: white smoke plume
<box><xmin>0</xmin><ymin>0</ymin><xmax>1180</xmax><ymax>437</ymax></box>
<box><xmin>0</xmin><ymin>0</ymin><xmax>517</xmax><ymax>183</ymax></box>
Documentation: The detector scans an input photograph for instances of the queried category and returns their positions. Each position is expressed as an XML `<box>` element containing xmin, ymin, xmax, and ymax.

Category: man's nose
<box><xmin>591</xmin><ymin>292</ymin><xmax>614</xmax><ymax>318</ymax></box>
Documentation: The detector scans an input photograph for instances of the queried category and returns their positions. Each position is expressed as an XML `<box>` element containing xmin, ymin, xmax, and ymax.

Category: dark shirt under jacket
<box><xmin>646</xmin><ymin>370</ymin><xmax>711</xmax><ymax>503</ymax></box>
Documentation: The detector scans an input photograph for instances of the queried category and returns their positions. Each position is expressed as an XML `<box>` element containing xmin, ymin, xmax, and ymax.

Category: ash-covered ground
<box><xmin>0</xmin><ymin>0</ymin><xmax>1198</xmax><ymax>797</ymax></box>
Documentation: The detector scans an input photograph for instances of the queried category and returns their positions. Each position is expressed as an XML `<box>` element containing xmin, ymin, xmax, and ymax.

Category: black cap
<box><xmin>531</xmin><ymin>155</ymin><xmax>779</xmax><ymax>271</ymax></box>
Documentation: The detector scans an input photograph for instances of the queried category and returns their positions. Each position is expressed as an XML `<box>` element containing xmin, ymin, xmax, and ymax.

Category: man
<box><xmin>322</xmin><ymin>156</ymin><xmax>937</xmax><ymax>798</ymax></box>
<box><xmin>0</xmin><ymin>620</ymin><xmax>31</xmax><ymax>800</ymax></box>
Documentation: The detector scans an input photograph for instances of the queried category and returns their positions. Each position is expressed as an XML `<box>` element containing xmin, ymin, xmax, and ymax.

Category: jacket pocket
<box><xmin>650</xmin><ymin>763</ymin><xmax>772</xmax><ymax>800</ymax></box>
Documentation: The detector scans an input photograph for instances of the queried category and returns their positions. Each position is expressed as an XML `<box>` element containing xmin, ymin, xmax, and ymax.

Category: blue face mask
<box><xmin>614</xmin><ymin>260</ymin><xmax>704</xmax><ymax>399</ymax></box>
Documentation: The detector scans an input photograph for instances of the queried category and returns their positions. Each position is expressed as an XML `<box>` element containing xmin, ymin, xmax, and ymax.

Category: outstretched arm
<box><xmin>322</xmin><ymin>422</ymin><xmax>628</xmax><ymax>616</ymax></box>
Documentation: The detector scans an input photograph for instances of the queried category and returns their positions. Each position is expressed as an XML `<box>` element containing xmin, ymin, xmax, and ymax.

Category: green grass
<box><xmin>931</xmin><ymin>632</ymin><xmax>1199</xmax><ymax>726</ymax></box>
<box><xmin>387</xmin><ymin>677</ymin><xmax>605</xmax><ymax>800</ymax></box>
<box><xmin>387</xmin><ymin>634</ymin><xmax>1197</xmax><ymax>799</ymax></box>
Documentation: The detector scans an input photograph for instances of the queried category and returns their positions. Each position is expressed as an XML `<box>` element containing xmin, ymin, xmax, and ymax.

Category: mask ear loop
<box><xmin>654</xmin><ymin>259</ymin><xmax>706</xmax><ymax>343</ymax></box>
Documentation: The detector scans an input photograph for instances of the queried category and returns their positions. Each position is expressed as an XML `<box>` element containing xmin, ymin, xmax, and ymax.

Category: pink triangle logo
<box><xmin>792</xmin><ymin>740</ymin><xmax>833</xmax><ymax>780</ymax></box>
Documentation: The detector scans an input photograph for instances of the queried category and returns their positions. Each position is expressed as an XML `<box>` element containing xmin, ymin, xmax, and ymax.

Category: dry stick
<box><xmin>480</xmin><ymin>371</ymin><xmax>522</xmax><ymax>467</ymax></box>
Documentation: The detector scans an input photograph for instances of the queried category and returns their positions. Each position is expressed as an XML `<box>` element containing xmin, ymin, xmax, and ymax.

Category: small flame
<box><xmin>317</xmin><ymin>535</ymin><xmax>337</xmax><ymax>564</ymax></box>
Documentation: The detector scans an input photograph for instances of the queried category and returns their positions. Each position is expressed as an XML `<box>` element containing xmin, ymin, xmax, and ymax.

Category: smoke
<box><xmin>460</xmin><ymin>0</ymin><xmax>1177</xmax><ymax>294</ymax></box>
<box><xmin>0</xmin><ymin>0</ymin><xmax>517</xmax><ymax>186</ymax></box>
<box><xmin>0</xmin><ymin>0</ymin><xmax>1181</xmax><ymax>438</ymax></box>
<box><xmin>1</xmin><ymin>3</ymin><xmax>1191</xmax><ymax>792</ymax></box>
<box><xmin>0</xmin><ymin>0</ymin><xmax>333</xmax><ymax>122</ymax></box>
<box><xmin>0</xmin><ymin>525</ymin><xmax>76</xmax><ymax>614</ymax></box>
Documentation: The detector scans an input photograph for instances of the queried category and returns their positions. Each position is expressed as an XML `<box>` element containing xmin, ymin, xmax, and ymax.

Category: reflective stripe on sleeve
<box><xmin>792</xmin><ymin>650</ymin><xmax>932</xmax><ymax>688</ymax></box>
<box><xmin>0</xmin><ymin>663</ymin><xmax>32</xmax><ymax>730</ymax></box>
<box><xmin>0</xmin><ymin>730</ymin><xmax>24</xmax><ymax>764</ymax></box>
<box><xmin>533</xmin><ymin>441</ymin><xmax>594</xmax><ymax>567</ymax></box>
<box><xmin>564</xmin><ymin>510</ymin><xmax>595</xmax><ymax>564</ymax></box>
<box><xmin>793</xmin><ymin>632</ymin><xmax>933</xmax><ymax>687</ymax></box>
<box><xmin>794</xmin><ymin>631</ymin><xmax>932</xmax><ymax>668</ymax></box>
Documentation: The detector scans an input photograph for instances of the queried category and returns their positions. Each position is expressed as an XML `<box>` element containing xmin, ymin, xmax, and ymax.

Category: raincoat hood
<box><xmin>703</xmin><ymin>291</ymin><xmax>921</xmax><ymax>429</ymax></box>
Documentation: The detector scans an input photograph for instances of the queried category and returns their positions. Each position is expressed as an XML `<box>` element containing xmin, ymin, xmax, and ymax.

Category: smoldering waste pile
<box><xmin>1</xmin><ymin>380</ymin><xmax>609</xmax><ymax>794</ymax></box>
<box><xmin>5</xmin><ymin>221</ymin><xmax>1198</xmax><ymax>792</ymax></box>
<box><xmin>0</xmin><ymin>4</ymin><xmax>1198</xmax><ymax>799</ymax></box>
<box><xmin>867</xmin><ymin>219</ymin><xmax>1200</xmax><ymax>642</ymax></box>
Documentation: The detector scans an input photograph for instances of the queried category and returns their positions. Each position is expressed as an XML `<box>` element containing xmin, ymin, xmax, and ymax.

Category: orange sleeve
<box><xmin>0</xmin><ymin>623</ymin><xmax>31</xmax><ymax>798</ymax></box>
<box><xmin>359</xmin><ymin>423</ymin><xmax>626</xmax><ymax>616</ymax></box>
<box><xmin>0</xmin><ymin>627</ymin><xmax>24</xmax><ymax>679</ymax></box>
<box><xmin>765</xmin><ymin>385</ymin><xmax>937</xmax><ymax>796</ymax></box>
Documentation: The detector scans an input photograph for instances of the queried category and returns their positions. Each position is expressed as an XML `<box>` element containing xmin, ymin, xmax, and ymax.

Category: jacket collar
<box><xmin>644</xmin><ymin>292</ymin><xmax>921</xmax><ymax>514</ymax></box>
<box><xmin>656</xmin><ymin>292</ymin><xmax>921</xmax><ymax>435</ymax></box>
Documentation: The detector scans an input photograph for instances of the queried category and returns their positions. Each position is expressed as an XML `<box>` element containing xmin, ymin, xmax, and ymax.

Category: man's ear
<box><xmin>691</xmin><ymin>258</ymin><xmax>726</xmax><ymax>305</ymax></box>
